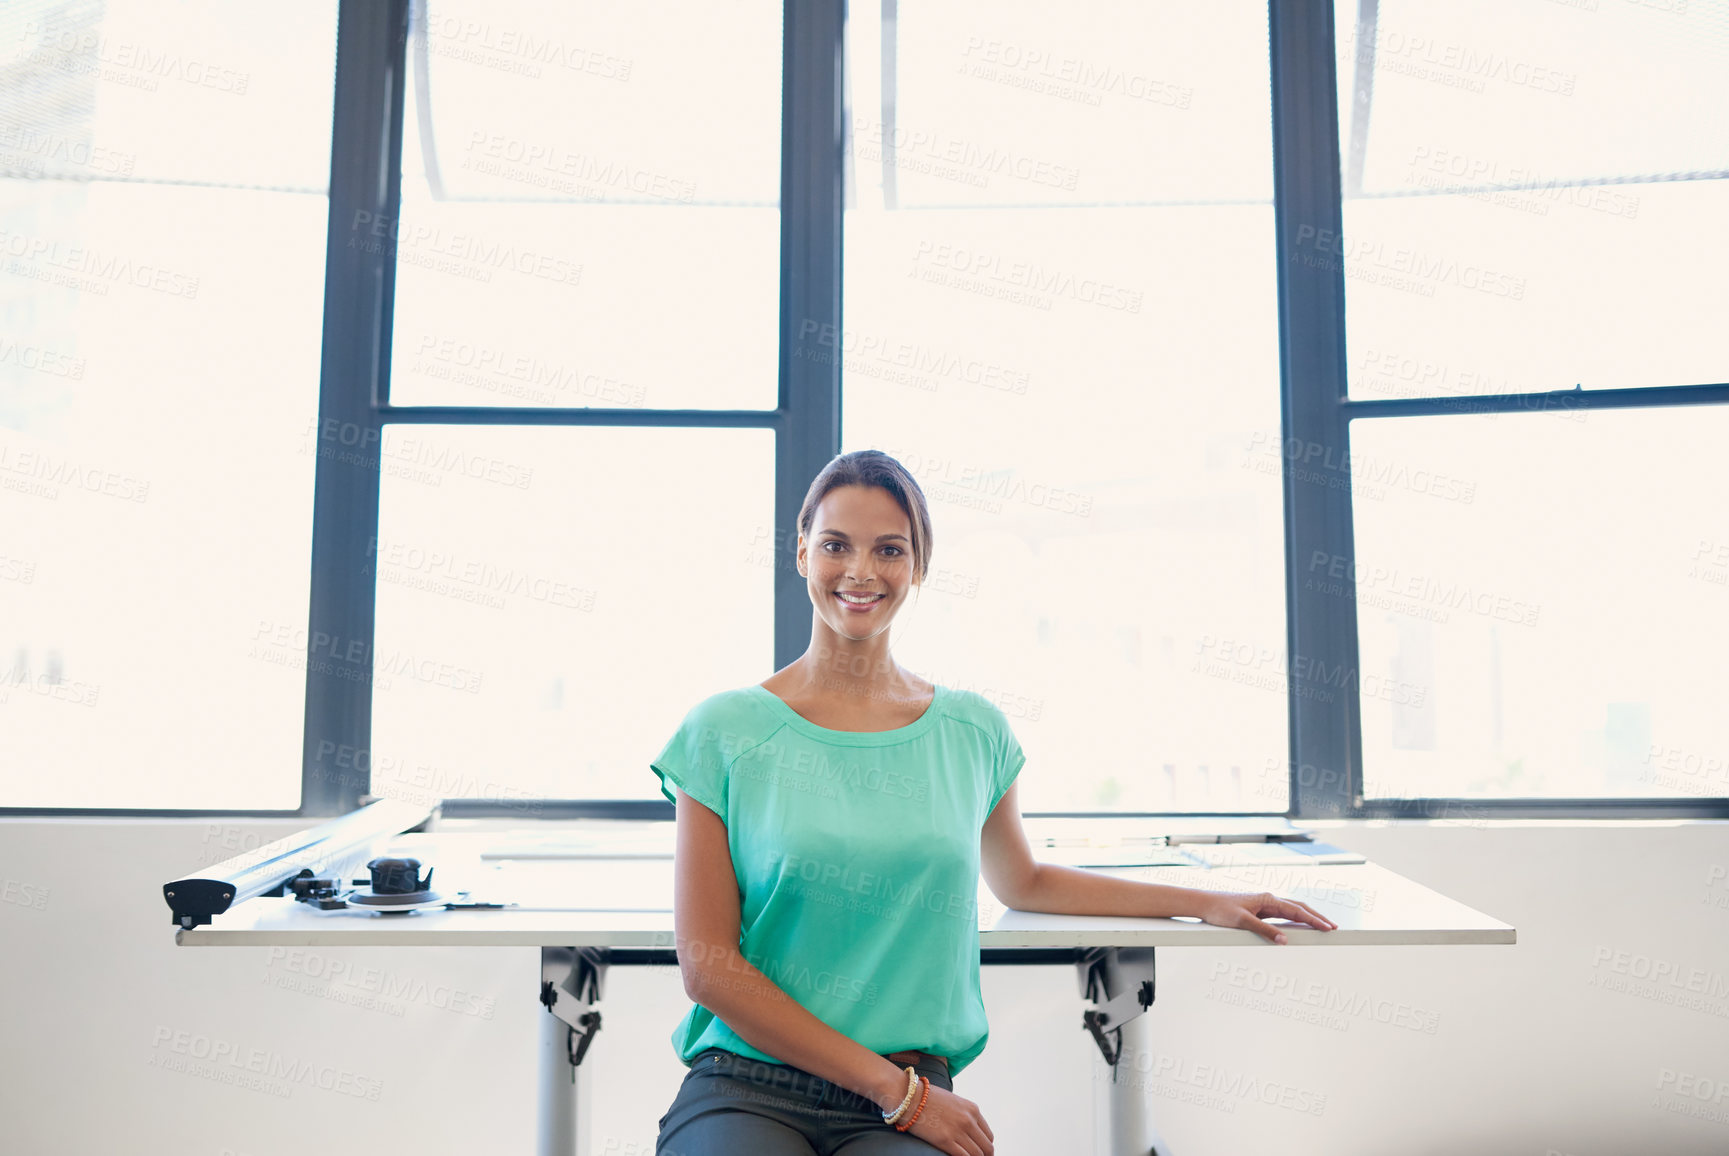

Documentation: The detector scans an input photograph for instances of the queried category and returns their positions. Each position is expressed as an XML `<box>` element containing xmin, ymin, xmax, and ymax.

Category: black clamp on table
<box><xmin>540</xmin><ymin>947</ymin><xmax>607</xmax><ymax>1076</ymax></box>
<box><xmin>1077</xmin><ymin>946</ymin><xmax>1156</xmax><ymax>1066</ymax></box>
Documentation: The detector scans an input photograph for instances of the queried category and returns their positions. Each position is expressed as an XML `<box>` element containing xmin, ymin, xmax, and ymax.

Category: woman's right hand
<box><xmin>904</xmin><ymin>1081</ymin><xmax>994</xmax><ymax>1156</ymax></box>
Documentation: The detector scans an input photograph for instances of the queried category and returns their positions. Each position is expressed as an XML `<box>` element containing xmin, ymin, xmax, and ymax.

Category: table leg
<box><xmin>538</xmin><ymin>1004</ymin><xmax>587</xmax><ymax>1155</ymax></box>
<box><xmin>1098</xmin><ymin>1008</ymin><xmax>1176</xmax><ymax>1156</ymax></box>
<box><xmin>538</xmin><ymin>947</ymin><xmax>607</xmax><ymax>1156</ymax></box>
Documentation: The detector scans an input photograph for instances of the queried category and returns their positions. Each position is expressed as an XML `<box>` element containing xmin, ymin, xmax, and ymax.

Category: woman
<box><xmin>650</xmin><ymin>450</ymin><xmax>1336</xmax><ymax>1156</ymax></box>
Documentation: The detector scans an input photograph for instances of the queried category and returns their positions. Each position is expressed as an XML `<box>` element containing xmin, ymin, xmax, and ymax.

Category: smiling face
<box><xmin>797</xmin><ymin>483</ymin><xmax>919</xmax><ymax>643</ymax></box>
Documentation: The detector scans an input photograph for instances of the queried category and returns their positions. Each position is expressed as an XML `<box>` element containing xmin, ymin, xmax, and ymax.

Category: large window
<box><xmin>0</xmin><ymin>0</ymin><xmax>337</xmax><ymax>809</ymax></box>
<box><xmin>355</xmin><ymin>2</ymin><xmax>785</xmax><ymax>807</ymax></box>
<box><xmin>841</xmin><ymin>0</ymin><xmax>1287</xmax><ymax>813</ymax></box>
<box><xmin>7</xmin><ymin>0</ymin><xmax>1724</xmax><ymax>818</ymax></box>
<box><xmin>1329</xmin><ymin>0</ymin><xmax>1729</xmax><ymax>810</ymax></box>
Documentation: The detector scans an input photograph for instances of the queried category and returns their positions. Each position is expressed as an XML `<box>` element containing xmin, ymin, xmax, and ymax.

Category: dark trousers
<box><xmin>655</xmin><ymin>1046</ymin><xmax>954</xmax><ymax>1155</ymax></box>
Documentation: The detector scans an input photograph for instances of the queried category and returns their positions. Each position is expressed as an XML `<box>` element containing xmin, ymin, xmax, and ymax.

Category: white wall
<box><xmin>1</xmin><ymin>817</ymin><xmax>1725</xmax><ymax>1156</ymax></box>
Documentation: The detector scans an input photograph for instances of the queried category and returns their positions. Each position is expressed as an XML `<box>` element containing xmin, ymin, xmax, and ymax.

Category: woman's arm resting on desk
<box><xmin>671</xmin><ymin>789</ymin><xmax>997</xmax><ymax>1156</ymax></box>
<box><xmin>979</xmin><ymin>781</ymin><xmax>1337</xmax><ymax>944</ymax></box>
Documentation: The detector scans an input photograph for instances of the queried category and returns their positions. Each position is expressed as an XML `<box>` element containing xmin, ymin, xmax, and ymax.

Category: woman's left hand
<box><xmin>1194</xmin><ymin>890</ymin><xmax>1338</xmax><ymax>943</ymax></box>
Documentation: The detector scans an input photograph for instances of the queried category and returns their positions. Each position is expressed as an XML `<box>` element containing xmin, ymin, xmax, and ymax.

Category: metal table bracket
<box><xmin>541</xmin><ymin>947</ymin><xmax>607</xmax><ymax>1074</ymax></box>
<box><xmin>1077</xmin><ymin>946</ymin><xmax>1156</xmax><ymax>1066</ymax></box>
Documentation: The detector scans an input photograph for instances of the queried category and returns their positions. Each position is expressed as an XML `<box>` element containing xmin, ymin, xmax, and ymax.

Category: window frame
<box><xmin>8</xmin><ymin>0</ymin><xmax>1723</xmax><ymax>819</ymax></box>
<box><xmin>305</xmin><ymin>0</ymin><xmax>843</xmax><ymax>819</ymax></box>
<box><xmin>1272</xmin><ymin>1</ymin><xmax>1729</xmax><ymax>821</ymax></box>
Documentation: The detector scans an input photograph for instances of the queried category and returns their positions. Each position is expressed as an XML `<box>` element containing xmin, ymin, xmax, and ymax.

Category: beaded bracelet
<box><xmin>881</xmin><ymin>1066</ymin><xmax>920</xmax><ymax>1125</ymax></box>
<box><xmin>894</xmin><ymin>1075</ymin><xmax>932</xmax><ymax>1132</ymax></box>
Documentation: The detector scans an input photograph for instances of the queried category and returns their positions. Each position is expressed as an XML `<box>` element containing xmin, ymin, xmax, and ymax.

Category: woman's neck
<box><xmin>766</xmin><ymin>651</ymin><xmax>931</xmax><ymax>707</ymax></box>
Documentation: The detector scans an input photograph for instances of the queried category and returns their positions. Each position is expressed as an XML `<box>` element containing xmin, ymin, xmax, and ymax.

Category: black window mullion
<box><xmin>301</xmin><ymin>0</ymin><xmax>410</xmax><ymax>817</ymax></box>
<box><xmin>1269</xmin><ymin>0</ymin><xmax>1361</xmax><ymax>821</ymax></box>
<box><xmin>775</xmin><ymin>0</ymin><xmax>847</xmax><ymax>672</ymax></box>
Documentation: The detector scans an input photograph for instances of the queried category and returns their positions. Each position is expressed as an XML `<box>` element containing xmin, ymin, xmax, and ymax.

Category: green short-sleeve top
<box><xmin>648</xmin><ymin>682</ymin><xmax>1026</xmax><ymax>1079</ymax></box>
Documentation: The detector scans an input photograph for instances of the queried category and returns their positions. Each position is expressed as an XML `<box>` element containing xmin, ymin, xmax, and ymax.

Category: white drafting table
<box><xmin>174</xmin><ymin>826</ymin><xmax>1515</xmax><ymax>1156</ymax></box>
